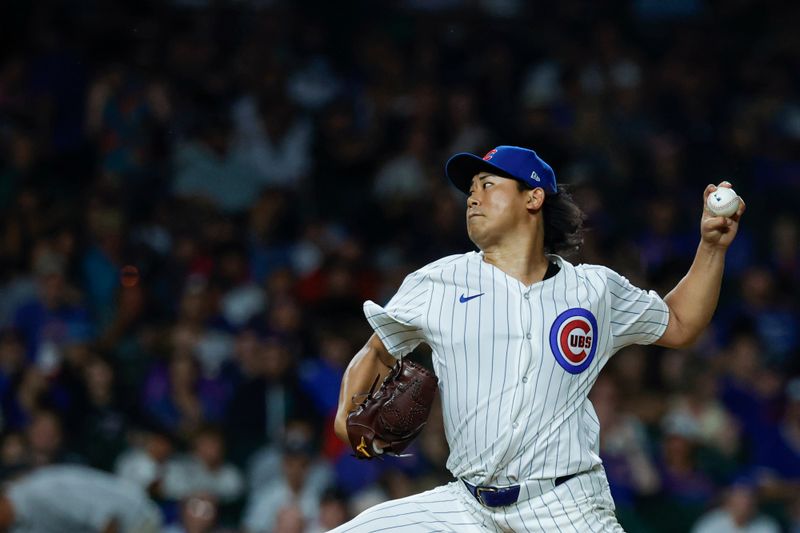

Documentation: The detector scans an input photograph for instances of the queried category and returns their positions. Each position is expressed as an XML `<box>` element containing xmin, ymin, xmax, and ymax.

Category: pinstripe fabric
<box><xmin>354</xmin><ymin>251</ymin><xmax>668</xmax><ymax>531</ymax></box>
<box><xmin>331</xmin><ymin>485</ymin><xmax>489</xmax><ymax>532</ymax></box>
<box><xmin>331</xmin><ymin>466</ymin><xmax>624</xmax><ymax>532</ymax></box>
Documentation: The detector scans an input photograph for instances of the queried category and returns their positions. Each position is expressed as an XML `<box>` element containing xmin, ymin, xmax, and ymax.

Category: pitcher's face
<box><xmin>466</xmin><ymin>172</ymin><xmax>532</xmax><ymax>248</ymax></box>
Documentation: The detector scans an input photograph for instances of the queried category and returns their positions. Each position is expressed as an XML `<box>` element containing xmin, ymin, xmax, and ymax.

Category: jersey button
<box><xmin>526</xmin><ymin>333</ymin><xmax>532</xmax><ymax>340</ymax></box>
<box><xmin>512</xmin><ymin>422</ymin><xmax>519</xmax><ymax>429</ymax></box>
<box><xmin>523</xmin><ymin>292</ymin><xmax>530</xmax><ymax>299</ymax></box>
<box><xmin>522</xmin><ymin>377</ymin><xmax>528</xmax><ymax>383</ymax></box>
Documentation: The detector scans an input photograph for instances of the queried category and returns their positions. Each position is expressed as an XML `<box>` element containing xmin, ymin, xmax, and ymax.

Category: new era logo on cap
<box><xmin>445</xmin><ymin>146</ymin><xmax>558</xmax><ymax>195</ymax></box>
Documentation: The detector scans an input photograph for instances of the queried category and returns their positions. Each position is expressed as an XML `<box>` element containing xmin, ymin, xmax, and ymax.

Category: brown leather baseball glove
<box><xmin>346</xmin><ymin>358</ymin><xmax>438</xmax><ymax>459</ymax></box>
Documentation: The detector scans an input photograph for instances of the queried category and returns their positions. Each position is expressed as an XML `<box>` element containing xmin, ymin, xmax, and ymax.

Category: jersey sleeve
<box><xmin>363</xmin><ymin>270</ymin><xmax>430</xmax><ymax>359</ymax></box>
<box><xmin>604</xmin><ymin>268</ymin><xmax>670</xmax><ymax>350</ymax></box>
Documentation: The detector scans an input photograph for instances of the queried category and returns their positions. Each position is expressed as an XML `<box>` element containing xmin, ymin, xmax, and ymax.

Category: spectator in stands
<box><xmin>306</xmin><ymin>486</ymin><xmax>349</xmax><ymax>532</ymax></box>
<box><xmin>272</xmin><ymin>504</ymin><xmax>305</xmax><ymax>533</ymax></box>
<box><xmin>0</xmin><ymin>464</ymin><xmax>162</xmax><ymax>532</ymax></box>
<box><xmin>162</xmin><ymin>425</ymin><xmax>243</xmax><ymax>504</ymax></box>
<box><xmin>0</xmin><ymin>127</ymin><xmax>49</xmax><ymax>212</ymax></box>
<box><xmin>754</xmin><ymin>378</ymin><xmax>800</xmax><ymax>501</ymax></box>
<box><xmin>141</xmin><ymin>349</ymin><xmax>228</xmax><ymax>440</ymax></box>
<box><xmin>12</xmin><ymin>250</ymin><xmax>92</xmax><ymax>370</ymax></box>
<box><xmin>115</xmin><ymin>425</ymin><xmax>175</xmax><ymax>498</ymax></box>
<box><xmin>691</xmin><ymin>476</ymin><xmax>780</xmax><ymax>533</ymax></box>
<box><xmin>0</xmin><ymin>432</ymin><xmax>25</xmax><ymax>470</ymax></box>
<box><xmin>665</xmin><ymin>363</ymin><xmax>740</xmax><ymax>458</ymax></box>
<box><xmin>163</xmin><ymin>493</ymin><xmax>219</xmax><ymax>533</ymax></box>
<box><xmin>768</xmin><ymin>215</ymin><xmax>799</xmax><ymax>296</ymax></box>
<box><xmin>372</xmin><ymin>125</ymin><xmax>434</xmax><ymax>210</ymax></box>
<box><xmin>84</xmin><ymin>64</ymin><xmax>171</xmax><ymax>197</ymax></box>
<box><xmin>1</xmin><ymin>367</ymin><xmax>51</xmax><ymax>431</ymax></box>
<box><xmin>732</xmin><ymin>267</ymin><xmax>799</xmax><ymax>365</ymax></box>
<box><xmin>0</xmin><ymin>330</ymin><xmax>25</xmax><ymax>404</ymax></box>
<box><xmin>24</xmin><ymin>409</ymin><xmax>75</xmax><ymax>467</ymax></box>
<box><xmin>226</xmin><ymin>336</ymin><xmax>318</xmax><ymax>462</ymax></box>
<box><xmin>241</xmin><ymin>428</ymin><xmax>328</xmax><ymax>533</ymax></box>
<box><xmin>81</xmin><ymin>205</ymin><xmax>127</xmax><ymax>331</ymax></box>
<box><xmin>298</xmin><ymin>329</ymin><xmax>352</xmax><ymax>420</ymax></box>
<box><xmin>231</xmin><ymin>67</ymin><xmax>314</xmax><ymax>190</ymax></box>
<box><xmin>591</xmin><ymin>374</ymin><xmax>660</xmax><ymax>529</ymax></box>
<box><xmin>246</xmin><ymin>419</ymin><xmax>333</xmax><ymax>506</ymax></box>
<box><xmin>309</xmin><ymin>97</ymin><xmax>377</xmax><ymax>221</ymax></box>
<box><xmin>172</xmin><ymin>112</ymin><xmax>261</xmax><ymax>214</ymax></box>
<box><xmin>210</xmin><ymin>241</ymin><xmax>265</xmax><ymax>334</ymax></box>
<box><xmin>657</xmin><ymin>411</ymin><xmax>718</xmax><ymax>530</ymax></box>
<box><xmin>719</xmin><ymin>333</ymin><xmax>784</xmax><ymax>449</ymax></box>
<box><xmin>76</xmin><ymin>356</ymin><xmax>130</xmax><ymax>471</ymax></box>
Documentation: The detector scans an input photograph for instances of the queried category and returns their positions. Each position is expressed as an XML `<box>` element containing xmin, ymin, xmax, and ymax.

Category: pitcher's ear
<box><xmin>527</xmin><ymin>188</ymin><xmax>545</xmax><ymax>210</ymax></box>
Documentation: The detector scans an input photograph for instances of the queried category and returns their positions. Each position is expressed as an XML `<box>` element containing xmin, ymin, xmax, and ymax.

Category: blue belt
<box><xmin>462</xmin><ymin>473</ymin><xmax>576</xmax><ymax>508</ymax></box>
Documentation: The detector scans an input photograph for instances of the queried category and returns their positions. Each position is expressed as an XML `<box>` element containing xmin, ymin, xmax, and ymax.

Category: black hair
<box><xmin>517</xmin><ymin>182</ymin><xmax>585</xmax><ymax>256</ymax></box>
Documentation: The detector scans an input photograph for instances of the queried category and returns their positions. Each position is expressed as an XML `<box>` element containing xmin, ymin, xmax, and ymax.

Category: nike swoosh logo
<box><xmin>459</xmin><ymin>293</ymin><xmax>485</xmax><ymax>303</ymax></box>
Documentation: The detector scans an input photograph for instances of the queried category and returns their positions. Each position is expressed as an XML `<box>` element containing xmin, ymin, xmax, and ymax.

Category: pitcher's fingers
<box><xmin>730</xmin><ymin>197</ymin><xmax>746</xmax><ymax>222</ymax></box>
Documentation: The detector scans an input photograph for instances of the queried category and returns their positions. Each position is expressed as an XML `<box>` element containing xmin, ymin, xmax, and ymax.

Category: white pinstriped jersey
<box><xmin>364</xmin><ymin>251</ymin><xmax>669</xmax><ymax>487</ymax></box>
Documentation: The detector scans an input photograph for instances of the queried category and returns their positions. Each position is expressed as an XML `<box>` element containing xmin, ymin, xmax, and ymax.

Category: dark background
<box><xmin>0</xmin><ymin>0</ymin><xmax>798</xmax><ymax>531</ymax></box>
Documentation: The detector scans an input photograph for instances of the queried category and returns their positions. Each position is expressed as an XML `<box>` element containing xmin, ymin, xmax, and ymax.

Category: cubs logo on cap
<box><xmin>445</xmin><ymin>145</ymin><xmax>558</xmax><ymax>195</ymax></box>
<box><xmin>549</xmin><ymin>308</ymin><xmax>598</xmax><ymax>374</ymax></box>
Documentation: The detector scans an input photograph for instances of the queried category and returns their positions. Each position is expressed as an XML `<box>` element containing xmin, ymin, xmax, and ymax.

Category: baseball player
<box><xmin>0</xmin><ymin>464</ymin><xmax>163</xmax><ymax>532</ymax></box>
<box><xmin>332</xmin><ymin>145</ymin><xmax>745</xmax><ymax>531</ymax></box>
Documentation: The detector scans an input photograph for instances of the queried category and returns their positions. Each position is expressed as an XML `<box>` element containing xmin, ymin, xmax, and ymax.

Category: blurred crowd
<box><xmin>0</xmin><ymin>0</ymin><xmax>799</xmax><ymax>532</ymax></box>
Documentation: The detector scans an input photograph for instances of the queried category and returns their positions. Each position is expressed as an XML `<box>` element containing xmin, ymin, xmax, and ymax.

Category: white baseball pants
<box><xmin>331</xmin><ymin>465</ymin><xmax>625</xmax><ymax>532</ymax></box>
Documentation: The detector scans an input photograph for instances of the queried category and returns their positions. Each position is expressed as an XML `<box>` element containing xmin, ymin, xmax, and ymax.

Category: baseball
<box><xmin>706</xmin><ymin>186</ymin><xmax>740</xmax><ymax>217</ymax></box>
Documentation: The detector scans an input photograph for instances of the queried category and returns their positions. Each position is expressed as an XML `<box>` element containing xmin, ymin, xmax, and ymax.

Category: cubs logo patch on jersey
<box><xmin>549</xmin><ymin>308</ymin><xmax>598</xmax><ymax>374</ymax></box>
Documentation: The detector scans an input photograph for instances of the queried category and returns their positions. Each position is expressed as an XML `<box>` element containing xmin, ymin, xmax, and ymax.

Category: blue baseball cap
<box><xmin>445</xmin><ymin>145</ymin><xmax>558</xmax><ymax>195</ymax></box>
